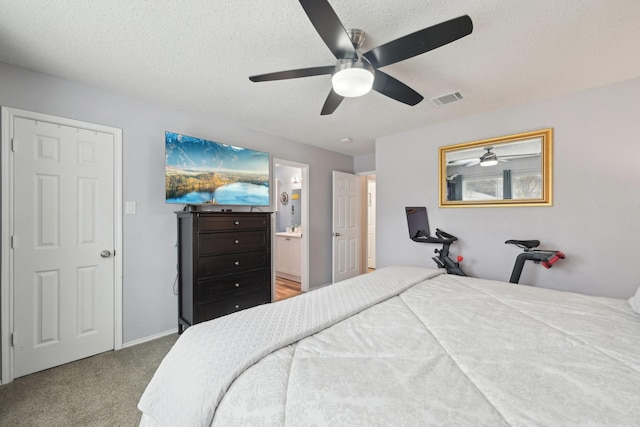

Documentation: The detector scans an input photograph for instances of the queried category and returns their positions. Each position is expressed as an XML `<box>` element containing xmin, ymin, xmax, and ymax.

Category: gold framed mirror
<box><xmin>439</xmin><ymin>128</ymin><xmax>553</xmax><ymax>207</ymax></box>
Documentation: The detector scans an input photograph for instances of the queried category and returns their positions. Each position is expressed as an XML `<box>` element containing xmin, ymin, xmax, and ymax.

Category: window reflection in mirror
<box><xmin>439</xmin><ymin>129</ymin><xmax>553</xmax><ymax>207</ymax></box>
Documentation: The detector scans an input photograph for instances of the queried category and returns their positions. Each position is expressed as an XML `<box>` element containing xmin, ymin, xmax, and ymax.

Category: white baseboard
<box><xmin>122</xmin><ymin>328</ymin><xmax>179</xmax><ymax>349</ymax></box>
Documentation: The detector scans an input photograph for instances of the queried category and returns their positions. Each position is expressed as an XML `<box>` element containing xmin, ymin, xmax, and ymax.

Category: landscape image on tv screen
<box><xmin>165</xmin><ymin>132</ymin><xmax>270</xmax><ymax>206</ymax></box>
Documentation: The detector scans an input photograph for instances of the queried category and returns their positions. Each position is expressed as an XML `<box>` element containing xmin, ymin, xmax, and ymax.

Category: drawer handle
<box><xmin>235</xmin><ymin>283</ymin><xmax>240</xmax><ymax>288</ymax></box>
<box><xmin>234</xmin><ymin>239</ymin><xmax>240</xmax><ymax>244</ymax></box>
<box><xmin>234</xmin><ymin>221</ymin><xmax>240</xmax><ymax>225</ymax></box>
<box><xmin>234</xmin><ymin>261</ymin><xmax>240</xmax><ymax>266</ymax></box>
<box><xmin>234</xmin><ymin>304</ymin><xmax>240</xmax><ymax>309</ymax></box>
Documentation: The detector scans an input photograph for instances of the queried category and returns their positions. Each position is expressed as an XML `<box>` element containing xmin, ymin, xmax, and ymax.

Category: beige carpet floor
<box><xmin>0</xmin><ymin>333</ymin><xmax>178</xmax><ymax>427</ymax></box>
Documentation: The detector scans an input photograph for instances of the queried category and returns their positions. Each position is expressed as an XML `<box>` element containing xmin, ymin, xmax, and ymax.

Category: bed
<box><xmin>138</xmin><ymin>266</ymin><xmax>640</xmax><ymax>426</ymax></box>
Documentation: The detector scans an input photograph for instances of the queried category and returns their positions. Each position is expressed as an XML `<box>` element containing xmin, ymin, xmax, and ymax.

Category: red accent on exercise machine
<box><xmin>542</xmin><ymin>251</ymin><xmax>566</xmax><ymax>269</ymax></box>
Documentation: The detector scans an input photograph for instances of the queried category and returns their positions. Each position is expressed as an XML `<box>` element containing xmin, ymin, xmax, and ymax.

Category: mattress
<box><xmin>139</xmin><ymin>267</ymin><xmax>640</xmax><ymax>426</ymax></box>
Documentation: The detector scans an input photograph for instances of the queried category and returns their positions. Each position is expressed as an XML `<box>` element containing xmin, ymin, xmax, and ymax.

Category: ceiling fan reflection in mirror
<box><xmin>478</xmin><ymin>147</ymin><xmax>498</xmax><ymax>167</ymax></box>
<box><xmin>249</xmin><ymin>0</ymin><xmax>473</xmax><ymax>115</ymax></box>
<box><xmin>448</xmin><ymin>147</ymin><xmax>540</xmax><ymax>168</ymax></box>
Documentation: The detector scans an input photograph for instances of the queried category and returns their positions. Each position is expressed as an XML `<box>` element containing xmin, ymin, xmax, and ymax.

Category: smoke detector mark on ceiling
<box><xmin>430</xmin><ymin>91</ymin><xmax>464</xmax><ymax>106</ymax></box>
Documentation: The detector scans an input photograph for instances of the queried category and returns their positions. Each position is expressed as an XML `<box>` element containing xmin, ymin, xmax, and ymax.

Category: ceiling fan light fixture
<box><xmin>480</xmin><ymin>158</ymin><xmax>498</xmax><ymax>167</ymax></box>
<box><xmin>480</xmin><ymin>151</ymin><xmax>498</xmax><ymax>167</ymax></box>
<box><xmin>331</xmin><ymin>59</ymin><xmax>374</xmax><ymax>97</ymax></box>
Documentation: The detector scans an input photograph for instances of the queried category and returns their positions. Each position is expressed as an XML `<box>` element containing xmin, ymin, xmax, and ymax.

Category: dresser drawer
<box><xmin>198</xmin><ymin>251</ymin><xmax>269</xmax><ymax>278</ymax></box>
<box><xmin>197</xmin><ymin>214</ymin><xmax>269</xmax><ymax>232</ymax></box>
<box><xmin>197</xmin><ymin>289</ymin><xmax>270</xmax><ymax>321</ymax></box>
<box><xmin>197</xmin><ymin>269</ymin><xmax>269</xmax><ymax>303</ymax></box>
<box><xmin>198</xmin><ymin>230</ymin><xmax>268</xmax><ymax>256</ymax></box>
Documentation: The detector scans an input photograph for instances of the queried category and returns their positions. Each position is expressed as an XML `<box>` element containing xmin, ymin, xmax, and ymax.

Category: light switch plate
<box><xmin>125</xmin><ymin>201</ymin><xmax>136</xmax><ymax>215</ymax></box>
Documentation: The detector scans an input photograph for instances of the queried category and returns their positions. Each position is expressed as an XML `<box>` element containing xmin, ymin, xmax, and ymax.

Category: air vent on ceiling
<box><xmin>430</xmin><ymin>91</ymin><xmax>463</xmax><ymax>106</ymax></box>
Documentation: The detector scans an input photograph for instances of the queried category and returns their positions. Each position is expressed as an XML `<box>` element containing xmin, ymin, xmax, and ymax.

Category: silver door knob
<box><xmin>100</xmin><ymin>250</ymin><xmax>112</xmax><ymax>258</ymax></box>
<box><xmin>332</xmin><ymin>232</ymin><xmax>341</xmax><ymax>237</ymax></box>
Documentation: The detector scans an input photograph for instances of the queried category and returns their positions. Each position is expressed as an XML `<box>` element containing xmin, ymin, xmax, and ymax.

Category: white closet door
<box><xmin>12</xmin><ymin>117</ymin><xmax>116</xmax><ymax>378</ymax></box>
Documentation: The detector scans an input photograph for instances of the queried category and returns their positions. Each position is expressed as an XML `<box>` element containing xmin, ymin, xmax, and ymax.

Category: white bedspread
<box><xmin>138</xmin><ymin>266</ymin><xmax>442</xmax><ymax>427</ymax></box>
<box><xmin>140</xmin><ymin>268</ymin><xmax>640</xmax><ymax>426</ymax></box>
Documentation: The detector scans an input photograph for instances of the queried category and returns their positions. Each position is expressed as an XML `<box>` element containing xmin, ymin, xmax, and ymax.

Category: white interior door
<box><xmin>12</xmin><ymin>117</ymin><xmax>116</xmax><ymax>378</ymax></box>
<box><xmin>332</xmin><ymin>171</ymin><xmax>362</xmax><ymax>283</ymax></box>
<box><xmin>367</xmin><ymin>177</ymin><xmax>376</xmax><ymax>269</ymax></box>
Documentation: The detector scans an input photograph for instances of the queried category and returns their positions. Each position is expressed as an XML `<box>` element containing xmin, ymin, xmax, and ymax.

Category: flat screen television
<box><xmin>165</xmin><ymin>132</ymin><xmax>270</xmax><ymax>206</ymax></box>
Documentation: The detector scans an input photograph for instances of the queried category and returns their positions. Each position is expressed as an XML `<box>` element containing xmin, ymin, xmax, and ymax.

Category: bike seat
<box><xmin>505</xmin><ymin>239</ymin><xmax>540</xmax><ymax>249</ymax></box>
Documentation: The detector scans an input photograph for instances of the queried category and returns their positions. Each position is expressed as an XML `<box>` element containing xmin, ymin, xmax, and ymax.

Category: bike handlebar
<box><xmin>411</xmin><ymin>228</ymin><xmax>457</xmax><ymax>245</ymax></box>
<box><xmin>435</xmin><ymin>228</ymin><xmax>458</xmax><ymax>241</ymax></box>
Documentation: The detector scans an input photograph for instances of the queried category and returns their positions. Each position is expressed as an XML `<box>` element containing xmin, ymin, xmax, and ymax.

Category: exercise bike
<box><xmin>405</xmin><ymin>206</ymin><xmax>565</xmax><ymax>284</ymax></box>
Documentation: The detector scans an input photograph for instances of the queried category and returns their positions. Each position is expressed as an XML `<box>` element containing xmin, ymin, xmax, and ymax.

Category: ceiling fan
<box><xmin>448</xmin><ymin>147</ymin><xmax>539</xmax><ymax>168</ymax></box>
<box><xmin>249</xmin><ymin>0</ymin><xmax>473</xmax><ymax>115</ymax></box>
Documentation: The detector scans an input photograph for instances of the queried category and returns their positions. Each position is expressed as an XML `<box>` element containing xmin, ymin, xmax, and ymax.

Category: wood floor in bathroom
<box><xmin>275</xmin><ymin>276</ymin><xmax>302</xmax><ymax>301</ymax></box>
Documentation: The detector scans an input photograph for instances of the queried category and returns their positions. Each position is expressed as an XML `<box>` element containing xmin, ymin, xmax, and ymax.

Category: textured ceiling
<box><xmin>1</xmin><ymin>0</ymin><xmax>640</xmax><ymax>156</ymax></box>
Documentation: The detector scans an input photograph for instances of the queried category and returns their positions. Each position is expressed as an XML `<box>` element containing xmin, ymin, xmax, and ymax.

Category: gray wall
<box><xmin>0</xmin><ymin>62</ymin><xmax>353</xmax><ymax>344</ymax></box>
<box><xmin>377</xmin><ymin>77</ymin><xmax>640</xmax><ymax>299</ymax></box>
<box><xmin>354</xmin><ymin>152</ymin><xmax>375</xmax><ymax>174</ymax></box>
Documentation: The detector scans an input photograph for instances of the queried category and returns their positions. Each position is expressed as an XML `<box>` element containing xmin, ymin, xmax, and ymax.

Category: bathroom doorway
<box><xmin>273</xmin><ymin>159</ymin><xmax>309</xmax><ymax>301</ymax></box>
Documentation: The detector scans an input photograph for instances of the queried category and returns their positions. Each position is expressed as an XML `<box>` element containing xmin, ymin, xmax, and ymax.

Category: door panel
<box><xmin>12</xmin><ymin>117</ymin><xmax>115</xmax><ymax>378</ymax></box>
<box><xmin>37</xmin><ymin>270</ymin><xmax>60</xmax><ymax>343</ymax></box>
<box><xmin>367</xmin><ymin>178</ymin><xmax>376</xmax><ymax>269</ymax></box>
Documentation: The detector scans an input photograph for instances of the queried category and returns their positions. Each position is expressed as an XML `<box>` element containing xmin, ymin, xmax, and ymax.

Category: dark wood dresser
<box><xmin>176</xmin><ymin>211</ymin><xmax>272</xmax><ymax>332</ymax></box>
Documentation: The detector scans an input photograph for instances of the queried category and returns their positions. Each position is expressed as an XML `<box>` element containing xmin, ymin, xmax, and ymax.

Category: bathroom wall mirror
<box><xmin>439</xmin><ymin>128</ymin><xmax>553</xmax><ymax>207</ymax></box>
